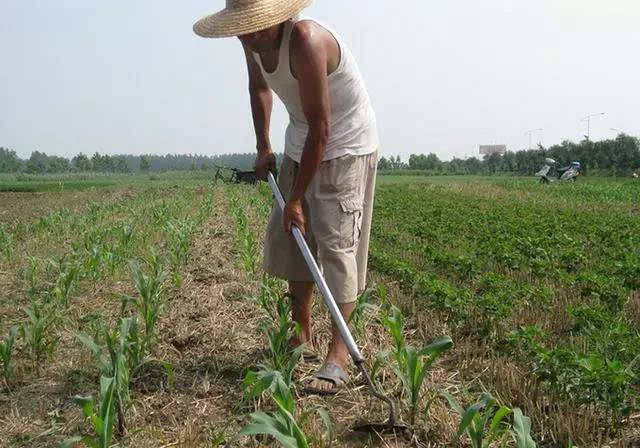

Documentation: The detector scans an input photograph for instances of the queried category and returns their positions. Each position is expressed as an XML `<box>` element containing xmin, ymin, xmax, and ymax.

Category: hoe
<box><xmin>267</xmin><ymin>171</ymin><xmax>409</xmax><ymax>436</ymax></box>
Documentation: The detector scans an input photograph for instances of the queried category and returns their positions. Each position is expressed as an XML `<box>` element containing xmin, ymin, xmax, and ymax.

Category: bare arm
<box><xmin>282</xmin><ymin>22</ymin><xmax>331</xmax><ymax>235</ymax></box>
<box><xmin>242</xmin><ymin>43</ymin><xmax>275</xmax><ymax>178</ymax></box>
<box><xmin>289</xmin><ymin>23</ymin><xmax>331</xmax><ymax>203</ymax></box>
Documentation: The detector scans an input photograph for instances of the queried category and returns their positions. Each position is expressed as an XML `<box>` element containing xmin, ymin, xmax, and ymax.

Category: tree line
<box><xmin>380</xmin><ymin>134</ymin><xmax>640</xmax><ymax>175</ymax></box>
<box><xmin>0</xmin><ymin>150</ymin><xmax>261</xmax><ymax>174</ymax></box>
<box><xmin>1</xmin><ymin>134</ymin><xmax>638</xmax><ymax>176</ymax></box>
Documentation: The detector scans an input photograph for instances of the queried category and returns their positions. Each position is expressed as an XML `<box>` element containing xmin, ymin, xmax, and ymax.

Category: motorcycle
<box><xmin>535</xmin><ymin>158</ymin><xmax>581</xmax><ymax>184</ymax></box>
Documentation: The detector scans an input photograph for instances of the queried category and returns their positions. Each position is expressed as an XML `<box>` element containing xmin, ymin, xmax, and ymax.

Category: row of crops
<box><xmin>1</xmin><ymin>174</ymin><xmax>637</xmax><ymax>446</ymax></box>
<box><xmin>0</xmin><ymin>185</ymin><xmax>214</xmax><ymax>446</ymax></box>
<box><xmin>221</xmin><ymin>181</ymin><xmax>541</xmax><ymax>447</ymax></box>
<box><xmin>369</xmin><ymin>177</ymin><xmax>640</xmax><ymax>443</ymax></box>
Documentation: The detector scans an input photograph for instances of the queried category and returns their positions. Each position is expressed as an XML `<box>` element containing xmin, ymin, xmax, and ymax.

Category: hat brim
<box><xmin>193</xmin><ymin>0</ymin><xmax>313</xmax><ymax>38</ymax></box>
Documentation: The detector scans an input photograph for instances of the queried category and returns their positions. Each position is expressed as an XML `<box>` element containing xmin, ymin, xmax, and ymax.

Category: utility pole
<box><xmin>524</xmin><ymin>128</ymin><xmax>543</xmax><ymax>150</ymax></box>
<box><xmin>581</xmin><ymin>112</ymin><xmax>605</xmax><ymax>140</ymax></box>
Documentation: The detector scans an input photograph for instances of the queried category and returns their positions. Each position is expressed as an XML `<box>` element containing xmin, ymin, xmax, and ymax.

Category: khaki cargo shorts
<box><xmin>263</xmin><ymin>150</ymin><xmax>378</xmax><ymax>304</ymax></box>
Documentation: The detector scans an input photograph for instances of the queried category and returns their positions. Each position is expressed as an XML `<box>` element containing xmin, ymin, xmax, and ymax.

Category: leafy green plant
<box><xmin>381</xmin><ymin>305</ymin><xmax>453</xmax><ymax>424</ymax></box>
<box><xmin>442</xmin><ymin>392</ymin><xmax>511</xmax><ymax>448</ymax></box>
<box><xmin>511</xmin><ymin>407</ymin><xmax>536</xmax><ymax>448</ymax></box>
<box><xmin>0</xmin><ymin>326</ymin><xmax>19</xmax><ymax>384</ymax></box>
<box><xmin>241</xmin><ymin>370</ymin><xmax>310</xmax><ymax>448</ymax></box>
<box><xmin>49</xmin><ymin>258</ymin><xmax>78</xmax><ymax>308</ymax></box>
<box><xmin>347</xmin><ymin>287</ymin><xmax>379</xmax><ymax>339</ymax></box>
<box><xmin>61</xmin><ymin>375</ymin><xmax>117</xmax><ymax>448</ymax></box>
<box><xmin>228</xmin><ymin>192</ymin><xmax>259</xmax><ymax>275</ymax></box>
<box><xmin>164</xmin><ymin>217</ymin><xmax>194</xmax><ymax>286</ymax></box>
<box><xmin>121</xmin><ymin>254</ymin><xmax>166</xmax><ymax>356</ymax></box>
<box><xmin>0</xmin><ymin>224</ymin><xmax>13</xmax><ymax>261</ymax></box>
<box><xmin>20</xmin><ymin>301</ymin><xmax>59</xmax><ymax>370</ymax></box>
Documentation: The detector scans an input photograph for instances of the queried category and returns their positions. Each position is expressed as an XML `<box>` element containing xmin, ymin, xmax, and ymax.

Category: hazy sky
<box><xmin>1</xmin><ymin>1</ymin><xmax>639</xmax><ymax>161</ymax></box>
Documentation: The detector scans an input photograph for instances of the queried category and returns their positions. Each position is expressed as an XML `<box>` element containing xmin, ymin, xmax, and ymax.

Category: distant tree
<box><xmin>0</xmin><ymin>147</ymin><xmax>22</xmax><ymax>173</ymax></box>
<box><xmin>378</xmin><ymin>156</ymin><xmax>392</xmax><ymax>170</ymax></box>
<box><xmin>25</xmin><ymin>151</ymin><xmax>49</xmax><ymax>174</ymax></box>
<box><xmin>47</xmin><ymin>155</ymin><xmax>70</xmax><ymax>173</ymax></box>
<box><xmin>72</xmin><ymin>153</ymin><xmax>92</xmax><ymax>172</ymax></box>
<box><xmin>139</xmin><ymin>155</ymin><xmax>151</xmax><ymax>172</ymax></box>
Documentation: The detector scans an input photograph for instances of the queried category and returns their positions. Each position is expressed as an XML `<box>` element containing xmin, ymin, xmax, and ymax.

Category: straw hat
<box><xmin>193</xmin><ymin>0</ymin><xmax>313</xmax><ymax>38</ymax></box>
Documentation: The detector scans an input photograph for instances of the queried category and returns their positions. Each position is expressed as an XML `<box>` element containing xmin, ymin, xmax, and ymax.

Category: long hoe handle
<box><xmin>266</xmin><ymin>171</ymin><xmax>400</xmax><ymax>427</ymax></box>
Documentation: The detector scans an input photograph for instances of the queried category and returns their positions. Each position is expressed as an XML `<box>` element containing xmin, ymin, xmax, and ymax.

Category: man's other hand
<box><xmin>255</xmin><ymin>151</ymin><xmax>276</xmax><ymax>181</ymax></box>
<box><xmin>283</xmin><ymin>198</ymin><xmax>305</xmax><ymax>235</ymax></box>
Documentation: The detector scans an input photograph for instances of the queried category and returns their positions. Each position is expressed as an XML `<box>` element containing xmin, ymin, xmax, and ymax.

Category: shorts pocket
<box><xmin>339</xmin><ymin>199</ymin><xmax>363</xmax><ymax>250</ymax></box>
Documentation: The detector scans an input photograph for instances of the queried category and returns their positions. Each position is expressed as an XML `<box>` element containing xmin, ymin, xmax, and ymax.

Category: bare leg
<box><xmin>289</xmin><ymin>281</ymin><xmax>314</xmax><ymax>347</ymax></box>
<box><xmin>308</xmin><ymin>302</ymin><xmax>356</xmax><ymax>391</ymax></box>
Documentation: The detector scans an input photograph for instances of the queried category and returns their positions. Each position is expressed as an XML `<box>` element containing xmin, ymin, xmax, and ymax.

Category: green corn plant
<box><xmin>511</xmin><ymin>407</ymin><xmax>537</xmax><ymax>448</ymax></box>
<box><xmin>228</xmin><ymin>192</ymin><xmax>259</xmax><ymax>275</ymax></box>
<box><xmin>0</xmin><ymin>326</ymin><xmax>19</xmax><ymax>384</ymax></box>
<box><xmin>257</xmin><ymin>275</ymin><xmax>283</xmax><ymax>319</ymax></box>
<box><xmin>119</xmin><ymin>223</ymin><xmax>134</xmax><ymax>255</ymax></box>
<box><xmin>241</xmin><ymin>370</ymin><xmax>309</xmax><ymax>448</ymax></box>
<box><xmin>61</xmin><ymin>375</ymin><xmax>117</xmax><ymax>448</ymax></box>
<box><xmin>77</xmin><ymin>317</ymin><xmax>145</xmax><ymax>436</ymax></box>
<box><xmin>164</xmin><ymin>217</ymin><xmax>194</xmax><ymax>286</ymax></box>
<box><xmin>259</xmin><ymin>312</ymin><xmax>303</xmax><ymax>381</ymax></box>
<box><xmin>0</xmin><ymin>224</ymin><xmax>13</xmax><ymax>261</ymax></box>
<box><xmin>101</xmin><ymin>248</ymin><xmax>118</xmax><ymax>276</ymax></box>
<box><xmin>49</xmin><ymin>259</ymin><xmax>78</xmax><ymax>308</ymax></box>
<box><xmin>381</xmin><ymin>305</ymin><xmax>453</xmax><ymax>424</ymax></box>
<box><xmin>20</xmin><ymin>301</ymin><xmax>59</xmax><ymax>370</ymax></box>
<box><xmin>347</xmin><ymin>287</ymin><xmax>379</xmax><ymax>339</ymax></box>
<box><xmin>442</xmin><ymin>392</ymin><xmax>512</xmax><ymax>448</ymax></box>
<box><xmin>121</xmin><ymin>254</ymin><xmax>166</xmax><ymax>356</ymax></box>
<box><xmin>25</xmin><ymin>256</ymin><xmax>41</xmax><ymax>297</ymax></box>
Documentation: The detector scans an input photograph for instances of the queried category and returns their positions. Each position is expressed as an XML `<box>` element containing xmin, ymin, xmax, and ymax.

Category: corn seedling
<box><xmin>511</xmin><ymin>407</ymin><xmax>537</xmax><ymax>448</ymax></box>
<box><xmin>347</xmin><ymin>287</ymin><xmax>379</xmax><ymax>339</ymax></box>
<box><xmin>442</xmin><ymin>392</ymin><xmax>512</xmax><ymax>448</ymax></box>
<box><xmin>164</xmin><ymin>217</ymin><xmax>194</xmax><ymax>286</ymax></box>
<box><xmin>121</xmin><ymin>254</ymin><xmax>166</xmax><ymax>356</ymax></box>
<box><xmin>381</xmin><ymin>305</ymin><xmax>453</xmax><ymax>424</ymax></box>
<box><xmin>49</xmin><ymin>258</ymin><xmax>78</xmax><ymax>308</ymax></box>
<box><xmin>0</xmin><ymin>224</ymin><xmax>13</xmax><ymax>261</ymax></box>
<box><xmin>0</xmin><ymin>326</ymin><xmax>19</xmax><ymax>384</ymax></box>
<box><xmin>20</xmin><ymin>301</ymin><xmax>59</xmax><ymax>370</ymax></box>
<box><xmin>61</xmin><ymin>375</ymin><xmax>117</xmax><ymax>448</ymax></box>
<box><xmin>241</xmin><ymin>370</ymin><xmax>310</xmax><ymax>448</ymax></box>
<box><xmin>25</xmin><ymin>256</ymin><xmax>41</xmax><ymax>297</ymax></box>
<box><xmin>119</xmin><ymin>223</ymin><xmax>134</xmax><ymax>255</ymax></box>
<box><xmin>77</xmin><ymin>317</ymin><xmax>157</xmax><ymax>435</ymax></box>
<box><xmin>228</xmin><ymin>192</ymin><xmax>259</xmax><ymax>275</ymax></box>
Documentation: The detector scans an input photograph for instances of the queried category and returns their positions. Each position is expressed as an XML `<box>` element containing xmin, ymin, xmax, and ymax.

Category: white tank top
<box><xmin>253</xmin><ymin>15</ymin><xmax>379</xmax><ymax>162</ymax></box>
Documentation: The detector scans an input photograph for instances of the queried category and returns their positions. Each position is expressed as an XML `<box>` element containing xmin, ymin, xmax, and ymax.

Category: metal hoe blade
<box><xmin>266</xmin><ymin>171</ymin><xmax>409</xmax><ymax>435</ymax></box>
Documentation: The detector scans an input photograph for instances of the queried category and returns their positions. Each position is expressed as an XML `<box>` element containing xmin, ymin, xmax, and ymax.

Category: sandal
<box><xmin>302</xmin><ymin>362</ymin><xmax>349</xmax><ymax>396</ymax></box>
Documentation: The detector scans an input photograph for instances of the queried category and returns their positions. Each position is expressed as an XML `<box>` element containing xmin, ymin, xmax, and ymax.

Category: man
<box><xmin>194</xmin><ymin>0</ymin><xmax>379</xmax><ymax>394</ymax></box>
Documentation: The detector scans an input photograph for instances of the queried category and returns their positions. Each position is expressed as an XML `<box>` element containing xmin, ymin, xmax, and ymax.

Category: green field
<box><xmin>0</xmin><ymin>172</ymin><xmax>638</xmax><ymax>447</ymax></box>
